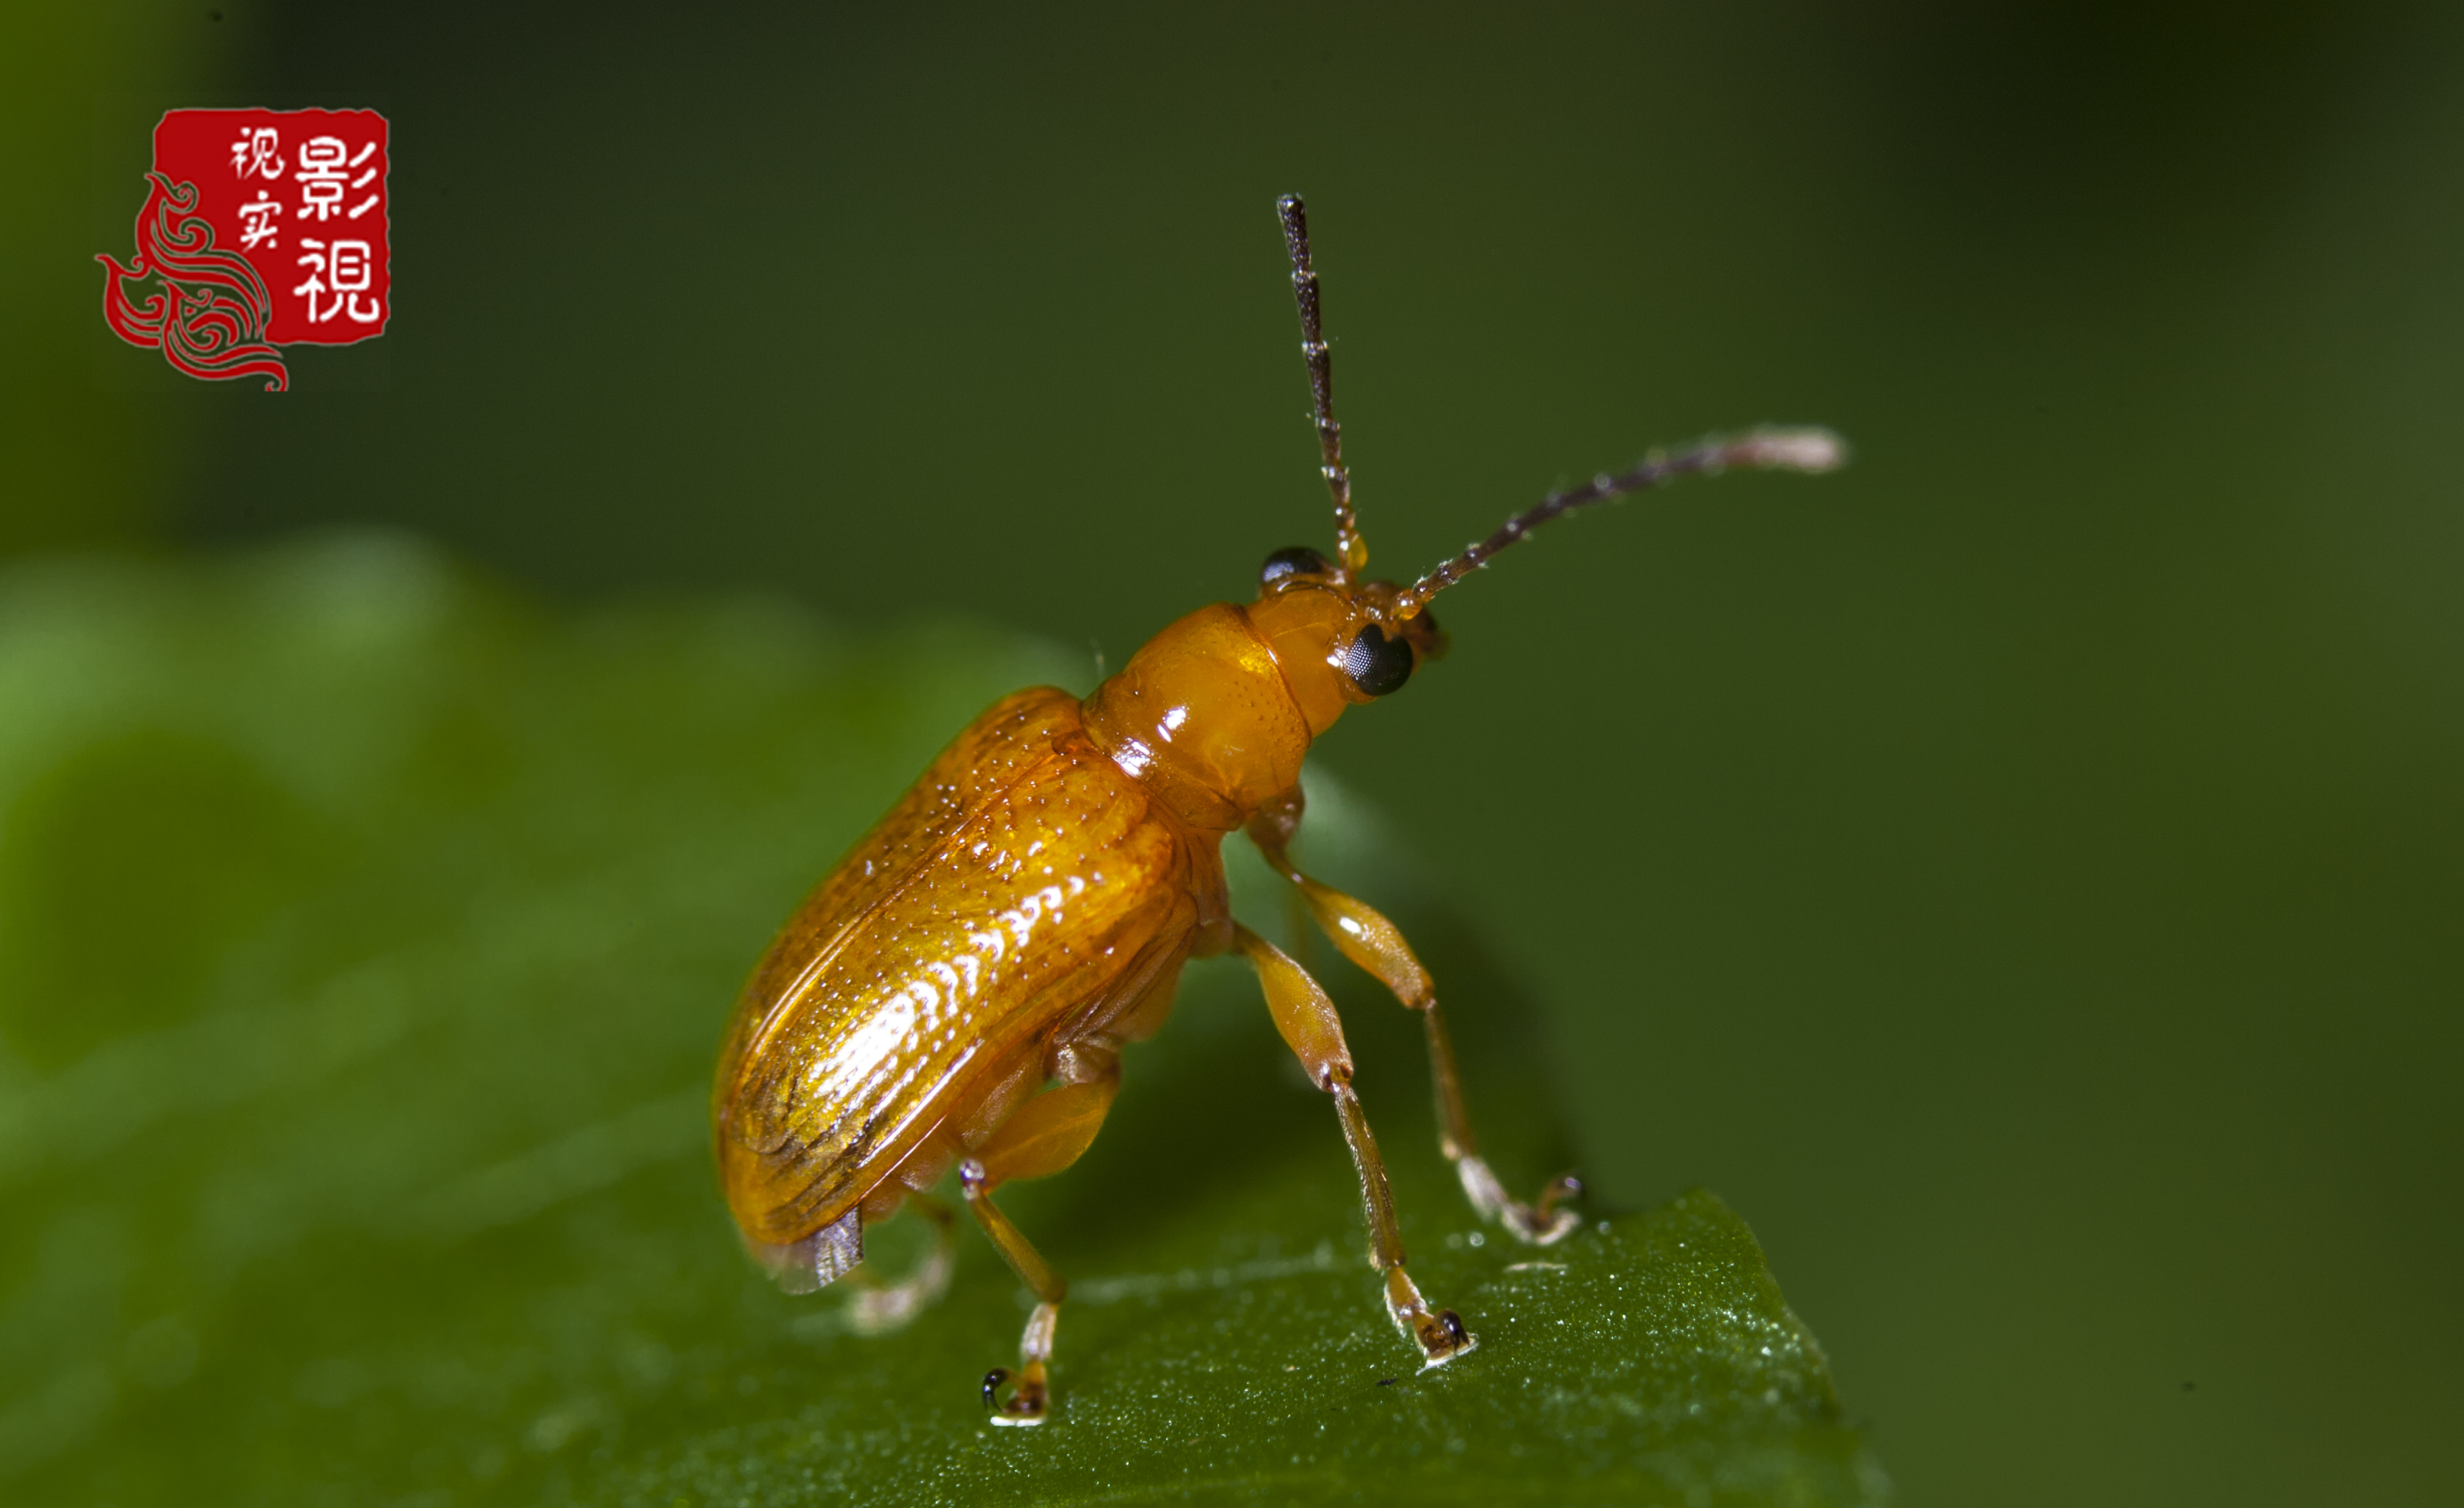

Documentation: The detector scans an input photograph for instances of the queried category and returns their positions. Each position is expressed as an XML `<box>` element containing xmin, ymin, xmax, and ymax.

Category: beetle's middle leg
<box><xmin>1233</xmin><ymin>923</ymin><xmax>1473</xmax><ymax>1368</ymax></box>
<box><xmin>842</xmin><ymin>1192</ymin><xmax>956</xmax><ymax>1335</ymax></box>
<box><xmin>959</xmin><ymin>1049</ymin><xmax>1121</xmax><ymax>1426</ymax></box>
<box><xmin>1247</xmin><ymin>796</ymin><xmax>1579</xmax><ymax>1246</ymax></box>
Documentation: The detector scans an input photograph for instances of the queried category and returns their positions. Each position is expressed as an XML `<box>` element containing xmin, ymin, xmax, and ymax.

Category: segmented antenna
<box><xmin>1390</xmin><ymin>427</ymin><xmax>1845</xmax><ymax>620</ymax></box>
<box><xmin>1277</xmin><ymin>195</ymin><xmax>1367</xmax><ymax>575</ymax></box>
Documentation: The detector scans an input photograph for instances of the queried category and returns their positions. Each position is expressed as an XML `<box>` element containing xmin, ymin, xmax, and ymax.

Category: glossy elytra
<box><xmin>711</xmin><ymin>195</ymin><xmax>1843</xmax><ymax>1425</ymax></box>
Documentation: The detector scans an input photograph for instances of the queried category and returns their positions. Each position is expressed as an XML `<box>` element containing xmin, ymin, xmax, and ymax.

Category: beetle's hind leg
<box><xmin>960</xmin><ymin>1054</ymin><xmax>1121</xmax><ymax>1425</ymax></box>
<box><xmin>843</xmin><ymin>1192</ymin><xmax>956</xmax><ymax>1335</ymax></box>
<box><xmin>1246</xmin><ymin>796</ymin><xmax>1579</xmax><ymax>1246</ymax></box>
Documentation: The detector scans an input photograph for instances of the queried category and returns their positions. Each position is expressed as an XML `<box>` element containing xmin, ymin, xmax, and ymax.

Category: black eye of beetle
<box><xmin>1259</xmin><ymin>545</ymin><xmax>1332</xmax><ymax>589</ymax></box>
<box><xmin>1340</xmin><ymin>623</ymin><xmax>1415</xmax><ymax>697</ymax></box>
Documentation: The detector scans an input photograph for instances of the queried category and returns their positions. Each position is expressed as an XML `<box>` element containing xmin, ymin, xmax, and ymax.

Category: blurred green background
<box><xmin>9</xmin><ymin>1</ymin><xmax>2463</xmax><ymax>1504</ymax></box>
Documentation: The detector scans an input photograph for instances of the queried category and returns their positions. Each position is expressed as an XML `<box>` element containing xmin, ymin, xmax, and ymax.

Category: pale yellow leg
<box><xmin>1248</xmin><ymin>796</ymin><xmax>1580</xmax><ymax>1245</ymax></box>
<box><xmin>960</xmin><ymin>1056</ymin><xmax>1120</xmax><ymax>1425</ymax></box>
<box><xmin>1233</xmin><ymin>923</ymin><xmax>1473</xmax><ymax>1367</ymax></box>
<box><xmin>844</xmin><ymin>1192</ymin><xmax>956</xmax><ymax>1335</ymax></box>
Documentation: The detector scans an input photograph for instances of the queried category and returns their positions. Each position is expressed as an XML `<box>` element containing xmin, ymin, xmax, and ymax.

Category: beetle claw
<box><xmin>983</xmin><ymin>1364</ymin><xmax>1050</xmax><ymax>1425</ymax></box>
<box><xmin>1460</xmin><ymin>1155</ymin><xmax>1584</xmax><ymax>1244</ymax></box>
<box><xmin>1512</xmin><ymin>1172</ymin><xmax>1583</xmax><ymax>1243</ymax></box>
<box><xmin>1411</xmin><ymin>1305</ymin><xmax>1476</xmax><ymax>1369</ymax></box>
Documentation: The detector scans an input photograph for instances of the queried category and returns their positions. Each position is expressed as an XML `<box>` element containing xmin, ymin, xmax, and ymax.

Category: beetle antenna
<box><xmin>1277</xmin><ymin>194</ymin><xmax>1368</xmax><ymax>576</ymax></box>
<box><xmin>1389</xmin><ymin>427</ymin><xmax>1845</xmax><ymax>619</ymax></box>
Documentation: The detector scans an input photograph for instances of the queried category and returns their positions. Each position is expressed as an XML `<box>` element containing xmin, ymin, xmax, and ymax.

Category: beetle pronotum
<box><xmin>711</xmin><ymin>195</ymin><xmax>1841</xmax><ymax>1424</ymax></box>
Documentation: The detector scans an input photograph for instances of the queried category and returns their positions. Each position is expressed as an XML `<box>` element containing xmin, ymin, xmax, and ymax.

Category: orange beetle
<box><xmin>713</xmin><ymin>195</ymin><xmax>1841</xmax><ymax>1423</ymax></box>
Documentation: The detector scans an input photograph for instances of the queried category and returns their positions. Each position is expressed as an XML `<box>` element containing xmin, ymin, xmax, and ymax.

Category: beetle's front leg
<box><xmin>1246</xmin><ymin>794</ymin><xmax>1579</xmax><ymax>1246</ymax></box>
<box><xmin>1233</xmin><ymin>923</ymin><xmax>1472</xmax><ymax>1367</ymax></box>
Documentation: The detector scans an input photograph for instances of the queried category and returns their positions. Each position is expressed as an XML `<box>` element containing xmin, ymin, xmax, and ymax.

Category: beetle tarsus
<box><xmin>985</xmin><ymin>1360</ymin><xmax>1050</xmax><ymax>1425</ymax></box>
<box><xmin>845</xmin><ymin>1194</ymin><xmax>956</xmax><ymax>1334</ymax></box>
<box><xmin>1534</xmin><ymin>1173</ymin><xmax>1582</xmax><ymax>1225</ymax></box>
<box><xmin>1385</xmin><ymin>1267</ymin><xmax>1476</xmax><ymax>1368</ymax></box>
<box><xmin>1459</xmin><ymin>1154</ymin><xmax>1582</xmax><ymax>1246</ymax></box>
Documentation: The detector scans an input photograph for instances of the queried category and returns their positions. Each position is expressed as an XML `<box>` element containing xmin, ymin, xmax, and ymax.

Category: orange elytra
<box><xmin>711</xmin><ymin>194</ymin><xmax>1842</xmax><ymax>1424</ymax></box>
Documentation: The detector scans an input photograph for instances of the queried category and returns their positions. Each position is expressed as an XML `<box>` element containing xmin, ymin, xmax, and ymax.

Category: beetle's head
<box><xmin>1245</xmin><ymin>546</ymin><xmax>1447</xmax><ymax>733</ymax></box>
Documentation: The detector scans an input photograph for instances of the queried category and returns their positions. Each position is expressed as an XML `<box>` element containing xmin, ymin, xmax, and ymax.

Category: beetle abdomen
<box><xmin>714</xmin><ymin>689</ymin><xmax>1201</xmax><ymax>1249</ymax></box>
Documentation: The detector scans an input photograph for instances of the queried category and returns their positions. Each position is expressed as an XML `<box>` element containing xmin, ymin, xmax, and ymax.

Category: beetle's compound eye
<box><xmin>1259</xmin><ymin>545</ymin><xmax>1333</xmax><ymax>590</ymax></box>
<box><xmin>1340</xmin><ymin>623</ymin><xmax>1415</xmax><ymax>697</ymax></box>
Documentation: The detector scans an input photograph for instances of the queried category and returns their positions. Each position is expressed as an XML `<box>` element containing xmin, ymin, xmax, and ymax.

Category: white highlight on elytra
<box><xmin>808</xmin><ymin>992</ymin><xmax>916</xmax><ymax>1092</ymax></box>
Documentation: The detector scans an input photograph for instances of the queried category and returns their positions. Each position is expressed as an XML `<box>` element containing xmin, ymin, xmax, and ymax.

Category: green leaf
<box><xmin>0</xmin><ymin>537</ymin><xmax>1889</xmax><ymax>1506</ymax></box>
